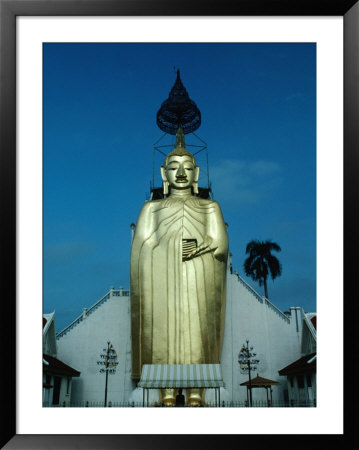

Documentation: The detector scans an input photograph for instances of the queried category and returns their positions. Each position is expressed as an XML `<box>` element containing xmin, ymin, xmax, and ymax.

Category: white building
<box><xmin>55</xmin><ymin>287</ymin><xmax>133</xmax><ymax>406</ymax></box>
<box><xmin>54</xmin><ymin>255</ymin><xmax>316</xmax><ymax>406</ymax></box>
<box><xmin>278</xmin><ymin>313</ymin><xmax>317</xmax><ymax>406</ymax></box>
<box><xmin>43</xmin><ymin>312</ymin><xmax>81</xmax><ymax>406</ymax></box>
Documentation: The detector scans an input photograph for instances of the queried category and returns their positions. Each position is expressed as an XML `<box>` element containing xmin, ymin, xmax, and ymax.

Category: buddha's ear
<box><xmin>194</xmin><ymin>166</ymin><xmax>199</xmax><ymax>182</ymax></box>
<box><xmin>193</xmin><ymin>166</ymin><xmax>200</xmax><ymax>195</ymax></box>
<box><xmin>160</xmin><ymin>166</ymin><xmax>167</xmax><ymax>181</ymax></box>
<box><xmin>160</xmin><ymin>166</ymin><xmax>169</xmax><ymax>195</ymax></box>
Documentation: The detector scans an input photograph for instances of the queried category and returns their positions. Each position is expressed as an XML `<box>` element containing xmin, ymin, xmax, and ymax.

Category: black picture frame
<box><xmin>1</xmin><ymin>0</ymin><xmax>355</xmax><ymax>448</ymax></box>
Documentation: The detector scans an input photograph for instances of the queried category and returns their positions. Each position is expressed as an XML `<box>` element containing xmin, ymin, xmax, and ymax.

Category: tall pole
<box><xmin>104</xmin><ymin>341</ymin><xmax>110</xmax><ymax>407</ymax></box>
<box><xmin>97</xmin><ymin>341</ymin><xmax>119</xmax><ymax>408</ymax></box>
<box><xmin>247</xmin><ymin>341</ymin><xmax>253</xmax><ymax>407</ymax></box>
<box><xmin>104</xmin><ymin>367</ymin><xmax>109</xmax><ymax>407</ymax></box>
<box><xmin>238</xmin><ymin>339</ymin><xmax>259</xmax><ymax>408</ymax></box>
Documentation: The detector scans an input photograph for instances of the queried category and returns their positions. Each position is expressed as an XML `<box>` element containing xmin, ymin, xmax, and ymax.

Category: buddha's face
<box><xmin>164</xmin><ymin>155</ymin><xmax>197</xmax><ymax>190</ymax></box>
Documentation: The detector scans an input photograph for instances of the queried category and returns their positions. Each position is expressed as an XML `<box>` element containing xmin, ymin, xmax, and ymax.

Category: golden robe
<box><xmin>130</xmin><ymin>195</ymin><xmax>228</xmax><ymax>379</ymax></box>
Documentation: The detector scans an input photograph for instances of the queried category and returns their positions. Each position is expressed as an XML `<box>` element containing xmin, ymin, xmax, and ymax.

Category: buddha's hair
<box><xmin>163</xmin><ymin>147</ymin><xmax>197</xmax><ymax>167</ymax></box>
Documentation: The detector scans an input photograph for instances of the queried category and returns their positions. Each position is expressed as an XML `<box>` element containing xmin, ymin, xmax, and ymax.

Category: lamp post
<box><xmin>97</xmin><ymin>341</ymin><xmax>119</xmax><ymax>407</ymax></box>
<box><xmin>238</xmin><ymin>339</ymin><xmax>260</xmax><ymax>407</ymax></box>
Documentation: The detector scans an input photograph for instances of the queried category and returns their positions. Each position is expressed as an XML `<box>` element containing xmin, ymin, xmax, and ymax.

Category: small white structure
<box><xmin>278</xmin><ymin>313</ymin><xmax>317</xmax><ymax>406</ymax></box>
<box><xmin>55</xmin><ymin>257</ymin><xmax>315</xmax><ymax>406</ymax></box>
<box><xmin>43</xmin><ymin>312</ymin><xmax>80</xmax><ymax>406</ymax></box>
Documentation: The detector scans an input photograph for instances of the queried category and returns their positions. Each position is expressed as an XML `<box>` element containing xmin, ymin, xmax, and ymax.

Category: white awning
<box><xmin>138</xmin><ymin>364</ymin><xmax>225</xmax><ymax>389</ymax></box>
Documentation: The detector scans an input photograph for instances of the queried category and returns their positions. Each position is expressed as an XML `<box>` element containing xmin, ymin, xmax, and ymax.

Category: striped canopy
<box><xmin>138</xmin><ymin>364</ymin><xmax>225</xmax><ymax>389</ymax></box>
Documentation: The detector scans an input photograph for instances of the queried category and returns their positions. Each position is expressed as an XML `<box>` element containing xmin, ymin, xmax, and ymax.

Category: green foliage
<box><xmin>243</xmin><ymin>240</ymin><xmax>282</xmax><ymax>299</ymax></box>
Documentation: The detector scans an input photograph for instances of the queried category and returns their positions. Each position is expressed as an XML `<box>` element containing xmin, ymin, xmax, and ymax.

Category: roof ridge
<box><xmin>42</xmin><ymin>311</ymin><xmax>55</xmax><ymax>334</ymax></box>
<box><xmin>56</xmin><ymin>290</ymin><xmax>112</xmax><ymax>339</ymax></box>
<box><xmin>235</xmin><ymin>274</ymin><xmax>290</xmax><ymax>323</ymax></box>
<box><xmin>56</xmin><ymin>288</ymin><xmax>130</xmax><ymax>339</ymax></box>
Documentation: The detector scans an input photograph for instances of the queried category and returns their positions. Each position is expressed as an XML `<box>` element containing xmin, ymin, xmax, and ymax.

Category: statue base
<box><xmin>129</xmin><ymin>386</ymin><xmax>230</xmax><ymax>406</ymax></box>
<box><xmin>160</xmin><ymin>388</ymin><xmax>204</xmax><ymax>406</ymax></box>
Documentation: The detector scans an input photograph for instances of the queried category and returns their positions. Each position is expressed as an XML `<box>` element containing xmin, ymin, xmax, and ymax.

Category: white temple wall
<box><xmin>221</xmin><ymin>270</ymin><xmax>302</xmax><ymax>403</ymax></box>
<box><xmin>57</xmin><ymin>289</ymin><xmax>134</xmax><ymax>404</ymax></box>
<box><xmin>56</xmin><ymin>270</ymin><xmax>305</xmax><ymax>405</ymax></box>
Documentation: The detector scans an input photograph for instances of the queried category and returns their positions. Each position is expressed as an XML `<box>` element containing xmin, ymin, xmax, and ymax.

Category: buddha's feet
<box><xmin>160</xmin><ymin>388</ymin><xmax>205</xmax><ymax>406</ymax></box>
<box><xmin>186</xmin><ymin>388</ymin><xmax>204</xmax><ymax>406</ymax></box>
<box><xmin>160</xmin><ymin>388</ymin><xmax>177</xmax><ymax>406</ymax></box>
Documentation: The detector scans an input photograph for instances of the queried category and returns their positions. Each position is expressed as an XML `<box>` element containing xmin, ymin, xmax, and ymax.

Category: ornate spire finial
<box><xmin>156</xmin><ymin>70</ymin><xmax>201</xmax><ymax>135</ymax></box>
<box><xmin>163</xmin><ymin>126</ymin><xmax>195</xmax><ymax>165</ymax></box>
<box><xmin>175</xmin><ymin>126</ymin><xmax>185</xmax><ymax>148</ymax></box>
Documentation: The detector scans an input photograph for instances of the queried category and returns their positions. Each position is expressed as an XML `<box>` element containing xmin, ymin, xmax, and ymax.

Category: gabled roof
<box><xmin>240</xmin><ymin>375</ymin><xmax>279</xmax><ymax>387</ymax></box>
<box><xmin>43</xmin><ymin>354</ymin><xmax>80</xmax><ymax>377</ymax></box>
<box><xmin>43</xmin><ymin>311</ymin><xmax>55</xmax><ymax>334</ymax></box>
<box><xmin>278</xmin><ymin>352</ymin><xmax>316</xmax><ymax>376</ymax></box>
<box><xmin>311</xmin><ymin>315</ymin><xmax>316</xmax><ymax>329</ymax></box>
<box><xmin>303</xmin><ymin>313</ymin><xmax>316</xmax><ymax>337</ymax></box>
<box><xmin>301</xmin><ymin>312</ymin><xmax>316</xmax><ymax>355</ymax></box>
<box><xmin>43</xmin><ymin>312</ymin><xmax>58</xmax><ymax>357</ymax></box>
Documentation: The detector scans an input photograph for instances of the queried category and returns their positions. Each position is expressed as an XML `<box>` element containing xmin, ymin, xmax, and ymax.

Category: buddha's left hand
<box><xmin>183</xmin><ymin>237</ymin><xmax>214</xmax><ymax>260</ymax></box>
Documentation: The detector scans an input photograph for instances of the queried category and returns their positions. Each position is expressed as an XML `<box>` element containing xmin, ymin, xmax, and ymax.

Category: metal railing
<box><xmin>235</xmin><ymin>274</ymin><xmax>290</xmax><ymax>323</ymax></box>
<box><xmin>56</xmin><ymin>288</ymin><xmax>130</xmax><ymax>339</ymax></box>
<box><xmin>43</xmin><ymin>399</ymin><xmax>316</xmax><ymax>408</ymax></box>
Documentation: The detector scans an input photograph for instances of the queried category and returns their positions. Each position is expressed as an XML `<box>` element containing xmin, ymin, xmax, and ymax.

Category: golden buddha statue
<box><xmin>130</xmin><ymin>127</ymin><xmax>228</xmax><ymax>406</ymax></box>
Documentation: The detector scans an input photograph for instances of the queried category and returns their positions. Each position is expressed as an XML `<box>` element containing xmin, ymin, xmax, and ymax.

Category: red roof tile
<box><xmin>240</xmin><ymin>375</ymin><xmax>279</xmax><ymax>387</ymax></box>
<box><xmin>43</xmin><ymin>354</ymin><xmax>80</xmax><ymax>377</ymax></box>
<box><xmin>278</xmin><ymin>353</ymin><xmax>316</xmax><ymax>376</ymax></box>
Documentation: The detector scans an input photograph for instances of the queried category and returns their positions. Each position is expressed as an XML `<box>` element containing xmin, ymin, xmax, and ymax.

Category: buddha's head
<box><xmin>161</xmin><ymin>127</ymin><xmax>199</xmax><ymax>195</ymax></box>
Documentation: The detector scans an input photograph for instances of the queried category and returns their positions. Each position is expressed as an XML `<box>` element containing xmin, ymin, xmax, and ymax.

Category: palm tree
<box><xmin>243</xmin><ymin>240</ymin><xmax>282</xmax><ymax>299</ymax></box>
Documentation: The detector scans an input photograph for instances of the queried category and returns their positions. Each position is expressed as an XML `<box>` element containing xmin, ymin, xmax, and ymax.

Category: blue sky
<box><xmin>43</xmin><ymin>43</ymin><xmax>316</xmax><ymax>332</ymax></box>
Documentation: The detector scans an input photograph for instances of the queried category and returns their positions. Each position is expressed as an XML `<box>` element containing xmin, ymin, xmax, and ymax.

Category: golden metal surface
<box><xmin>160</xmin><ymin>388</ymin><xmax>178</xmax><ymax>406</ymax></box>
<box><xmin>158</xmin><ymin>387</ymin><xmax>204</xmax><ymax>406</ymax></box>
<box><xmin>186</xmin><ymin>388</ymin><xmax>204</xmax><ymax>406</ymax></box>
<box><xmin>130</xmin><ymin>133</ymin><xmax>229</xmax><ymax>402</ymax></box>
